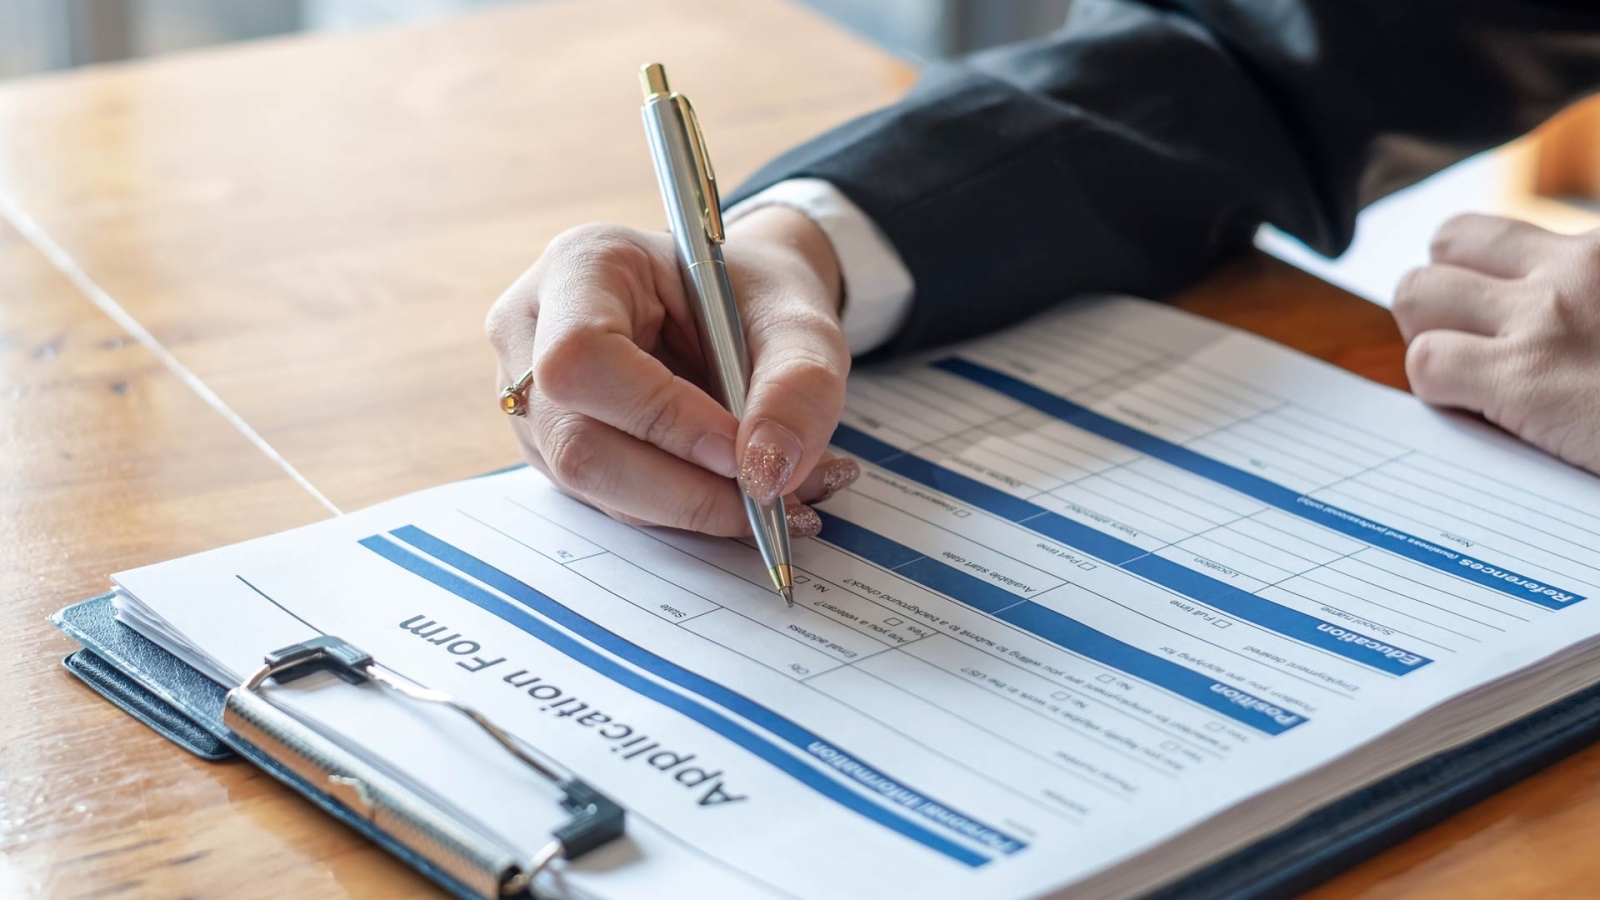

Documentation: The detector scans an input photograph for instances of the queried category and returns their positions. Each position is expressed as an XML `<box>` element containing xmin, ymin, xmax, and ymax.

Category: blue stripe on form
<box><xmin>361</xmin><ymin>528</ymin><xmax>1024</xmax><ymax>866</ymax></box>
<box><xmin>934</xmin><ymin>357</ymin><xmax>1584</xmax><ymax>609</ymax></box>
<box><xmin>830</xmin><ymin>421</ymin><xmax>1433</xmax><ymax>676</ymax></box>
<box><xmin>815</xmin><ymin>512</ymin><xmax>1308</xmax><ymax>735</ymax></box>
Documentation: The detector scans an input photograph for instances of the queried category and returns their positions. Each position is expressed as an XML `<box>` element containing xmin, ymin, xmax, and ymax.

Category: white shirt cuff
<box><xmin>724</xmin><ymin>178</ymin><xmax>915</xmax><ymax>355</ymax></box>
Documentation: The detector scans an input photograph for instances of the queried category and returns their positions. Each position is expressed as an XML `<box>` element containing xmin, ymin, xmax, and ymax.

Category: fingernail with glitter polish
<box><xmin>787</xmin><ymin>503</ymin><xmax>822</xmax><ymax>538</ymax></box>
<box><xmin>738</xmin><ymin>423</ymin><xmax>801</xmax><ymax>504</ymax></box>
<box><xmin>815</xmin><ymin>457</ymin><xmax>860</xmax><ymax>502</ymax></box>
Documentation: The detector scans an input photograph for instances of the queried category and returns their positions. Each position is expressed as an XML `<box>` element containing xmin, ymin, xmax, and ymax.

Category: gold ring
<box><xmin>500</xmin><ymin>366</ymin><xmax>534</xmax><ymax>417</ymax></box>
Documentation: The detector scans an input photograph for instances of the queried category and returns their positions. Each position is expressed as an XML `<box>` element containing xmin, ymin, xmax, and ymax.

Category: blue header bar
<box><xmin>817</xmin><ymin>513</ymin><xmax>1307</xmax><ymax>734</ymax></box>
<box><xmin>365</xmin><ymin>528</ymin><xmax>1024</xmax><ymax>865</ymax></box>
<box><xmin>831</xmin><ymin>421</ymin><xmax>1432</xmax><ymax>675</ymax></box>
<box><xmin>933</xmin><ymin>358</ymin><xmax>1584</xmax><ymax>609</ymax></box>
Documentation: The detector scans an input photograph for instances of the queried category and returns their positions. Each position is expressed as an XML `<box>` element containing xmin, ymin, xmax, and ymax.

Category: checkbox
<box><xmin>1096</xmin><ymin>674</ymin><xmax>1114</xmax><ymax>683</ymax></box>
<box><xmin>1051</xmin><ymin>690</ymin><xmax>1068</xmax><ymax>700</ymax></box>
<box><xmin>1204</xmin><ymin>722</ymin><xmax>1224</xmax><ymax>731</ymax></box>
<box><xmin>1078</xmin><ymin>562</ymin><xmax>1096</xmax><ymax>570</ymax></box>
<box><xmin>954</xmin><ymin>510</ymin><xmax>971</xmax><ymax>518</ymax></box>
<box><xmin>794</xmin><ymin>574</ymin><xmax>810</xmax><ymax>585</ymax></box>
<box><xmin>1161</xmin><ymin>741</ymin><xmax>1179</xmax><ymax>751</ymax></box>
<box><xmin>884</xmin><ymin>616</ymin><xmax>904</xmax><ymax>627</ymax></box>
<box><xmin>1212</xmin><ymin>618</ymin><xmax>1232</xmax><ymax>628</ymax></box>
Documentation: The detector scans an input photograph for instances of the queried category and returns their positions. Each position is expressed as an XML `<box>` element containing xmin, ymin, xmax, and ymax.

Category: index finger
<box><xmin>534</xmin><ymin>304</ymin><xmax>741</xmax><ymax>479</ymax></box>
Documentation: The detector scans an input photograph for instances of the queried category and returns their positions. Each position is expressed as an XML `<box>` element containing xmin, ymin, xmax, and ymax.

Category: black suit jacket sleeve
<box><xmin>729</xmin><ymin>0</ymin><xmax>1600</xmax><ymax>354</ymax></box>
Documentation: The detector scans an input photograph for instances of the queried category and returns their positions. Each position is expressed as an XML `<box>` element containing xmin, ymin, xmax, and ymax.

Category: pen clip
<box><xmin>674</xmin><ymin>94</ymin><xmax>725</xmax><ymax>244</ymax></box>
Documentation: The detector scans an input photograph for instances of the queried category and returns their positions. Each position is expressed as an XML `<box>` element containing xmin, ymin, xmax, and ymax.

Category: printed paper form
<box><xmin>115</xmin><ymin>297</ymin><xmax>1600</xmax><ymax>900</ymax></box>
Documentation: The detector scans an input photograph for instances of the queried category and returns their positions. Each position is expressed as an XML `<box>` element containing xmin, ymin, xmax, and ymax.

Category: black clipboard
<box><xmin>53</xmin><ymin>594</ymin><xmax>624</xmax><ymax>900</ymax></box>
<box><xmin>53</xmin><ymin>591</ymin><xmax>1600</xmax><ymax>899</ymax></box>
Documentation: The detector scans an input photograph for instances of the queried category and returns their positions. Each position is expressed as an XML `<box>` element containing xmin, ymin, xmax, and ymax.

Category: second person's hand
<box><xmin>1395</xmin><ymin>214</ymin><xmax>1600</xmax><ymax>474</ymax></box>
<box><xmin>486</xmin><ymin>205</ymin><xmax>861</xmax><ymax>538</ymax></box>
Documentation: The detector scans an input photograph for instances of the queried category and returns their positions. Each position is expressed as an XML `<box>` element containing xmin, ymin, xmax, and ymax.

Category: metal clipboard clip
<box><xmin>222</xmin><ymin>636</ymin><xmax>625</xmax><ymax>899</ymax></box>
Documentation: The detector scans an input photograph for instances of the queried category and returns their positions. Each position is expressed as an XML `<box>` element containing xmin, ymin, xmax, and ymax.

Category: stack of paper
<box><xmin>115</xmin><ymin>298</ymin><xmax>1600</xmax><ymax>899</ymax></box>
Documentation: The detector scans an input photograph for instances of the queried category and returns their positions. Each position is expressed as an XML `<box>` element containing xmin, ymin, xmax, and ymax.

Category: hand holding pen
<box><xmin>485</xmin><ymin>71</ymin><xmax>860</xmax><ymax>594</ymax></box>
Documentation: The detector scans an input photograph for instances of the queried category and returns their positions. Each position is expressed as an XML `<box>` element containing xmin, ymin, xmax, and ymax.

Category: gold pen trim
<box><xmin>639</xmin><ymin>62</ymin><xmax>670</xmax><ymax>100</ymax></box>
<box><xmin>676</xmin><ymin>94</ymin><xmax>725</xmax><ymax>243</ymax></box>
<box><xmin>639</xmin><ymin>62</ymin><xmax>723</xmax><ymax>244</ymax></box>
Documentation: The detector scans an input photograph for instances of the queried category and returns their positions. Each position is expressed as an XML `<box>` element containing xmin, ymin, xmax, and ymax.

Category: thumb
<box><xmin>735</xmin><ymin>291</ymin><xmax>850</xmax><ymax>505</ymax></box>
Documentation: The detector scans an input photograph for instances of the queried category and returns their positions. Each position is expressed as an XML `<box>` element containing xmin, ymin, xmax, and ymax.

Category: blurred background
<box><xmin>4</xmin><ymin>0</ymin><xmax>1599</xmax><ymax>306</ymax></box>
<box><xmin>0</xmin><ymin>0</ymin><xmax>1072</xmax><ymax>77</ymax></box>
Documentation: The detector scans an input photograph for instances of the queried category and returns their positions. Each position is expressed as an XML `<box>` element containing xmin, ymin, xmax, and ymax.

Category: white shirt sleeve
<box><xmin>724</xmin><ymin>178</ymin><xmax>915</xmax><ymax>356</ymax></box>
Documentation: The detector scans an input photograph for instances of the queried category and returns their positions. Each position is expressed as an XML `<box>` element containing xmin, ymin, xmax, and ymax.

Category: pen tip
<box><xmin>769</xmin><ymin>563</ymin><xmax>795</xmax><ymax>595</ymax></box>
<box><xmin>781</xmin><ymin>585</ymin><xmax>795</xmax><ymax>607</ymax></box>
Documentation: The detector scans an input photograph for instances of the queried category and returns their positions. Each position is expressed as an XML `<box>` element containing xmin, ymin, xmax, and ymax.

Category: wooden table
<box><xmin>2</xmin><ymin>1</ymin><xmax>1597</xmax><ymax>897</ymax></box>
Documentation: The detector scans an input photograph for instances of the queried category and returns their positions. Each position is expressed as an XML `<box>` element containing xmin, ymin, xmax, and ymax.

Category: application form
<box><xmin>115</xmin><ymin>297</ymin><xmax>1600</xmax><ymax>900</ymax></box>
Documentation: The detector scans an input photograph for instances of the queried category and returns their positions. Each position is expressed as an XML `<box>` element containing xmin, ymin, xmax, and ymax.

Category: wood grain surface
<box><xmin>0</xmin><ymin>217</ymin><xmax>386</xmax><ymax>896</ymax></box>
<box><xmin>0</xmin><ymin>1</ymin><xmax>1595</xmax><ymax>897</ymax></box>
<box><xmin>0</xmin><ymin>0</ymin><xmax>913</xmax><ymax>512</ymax></box>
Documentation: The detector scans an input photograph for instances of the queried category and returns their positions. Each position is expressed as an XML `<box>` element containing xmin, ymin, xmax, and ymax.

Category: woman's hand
<box><xmin>1394</xmin><ymin>214</ymin><xmax>1600</xmax><ymax>472</ymax></box>
<box><xmin>486</xmin><ymin>206</ymin><xmax>860</xmax><ymax>538</ymax></box>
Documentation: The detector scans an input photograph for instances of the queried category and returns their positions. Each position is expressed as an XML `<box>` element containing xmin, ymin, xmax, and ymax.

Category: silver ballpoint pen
<box><xmin>639</xmin><ymin>62</ymin><xmax>795</xmax><ymax>606</ymax></box>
